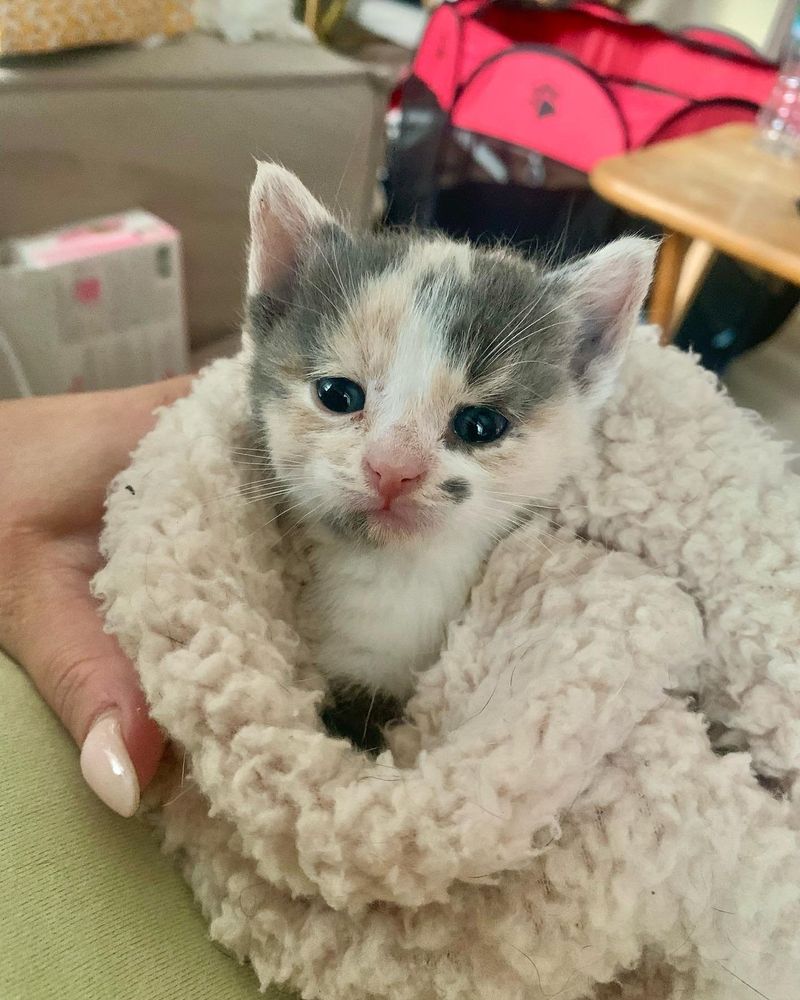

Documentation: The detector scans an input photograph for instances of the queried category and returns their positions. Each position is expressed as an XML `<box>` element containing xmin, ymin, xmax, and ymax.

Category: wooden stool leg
<box><xmin>304</xmin><ymin>0</ymin><xmax>320</xmax><ymax>31</ymax></box>
<box><xmin>670</xmin><ymin>239</ymin><xmax>716</xmax><ymax>336</ymax></box>
<box><xmin>648</xmin><ymin>232</ymin><xmax>690</xmax><ymax>343</ymax></box>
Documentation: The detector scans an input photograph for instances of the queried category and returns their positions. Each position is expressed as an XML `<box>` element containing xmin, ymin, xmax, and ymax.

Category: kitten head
<box><xmin>246</xmin><ymin>164</ymin><xmax>655</xmax><ymax>547</ymax></box>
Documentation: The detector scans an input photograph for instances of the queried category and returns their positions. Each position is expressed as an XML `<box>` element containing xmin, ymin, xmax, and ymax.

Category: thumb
<box><xmin>9</xmin><ymin>561</ymin><xmax>163</xmax><ymax>817</ymax></box>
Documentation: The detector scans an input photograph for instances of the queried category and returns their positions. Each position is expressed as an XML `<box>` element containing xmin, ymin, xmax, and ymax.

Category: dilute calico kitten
<box><xmin>245</xmin><ymin>164</ymin><xmax>655</xmax><ymax>746</ymax></box>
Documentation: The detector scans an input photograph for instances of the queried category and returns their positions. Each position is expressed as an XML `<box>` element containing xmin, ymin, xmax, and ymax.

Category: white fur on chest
<box><xmin>303</xmin><ymin>526</ymin><xmax>491</xmax><ymax>699</ymax></box>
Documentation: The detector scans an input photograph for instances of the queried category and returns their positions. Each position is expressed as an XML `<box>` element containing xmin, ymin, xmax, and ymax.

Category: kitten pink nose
<box><xmin>364</xmin><ymin>452</ymin><xmax>427</xmax><ymax>504</ymax></box>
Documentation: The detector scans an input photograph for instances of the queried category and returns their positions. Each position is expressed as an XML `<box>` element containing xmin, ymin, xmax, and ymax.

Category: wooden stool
<box><xmin>590</xmin><ymin>124</ymin><xmax>800</xmax><ymax>343</ymax></box>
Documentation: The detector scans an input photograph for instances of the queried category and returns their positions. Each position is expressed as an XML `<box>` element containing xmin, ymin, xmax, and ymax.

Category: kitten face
<box><xmin>252</xmin><ymin>232</ymin><xmax>590</xmax><ymax>544</ymax></box>
<box><xmin>245</xmin><ymin>165</ymin><xmax>656</xmax><ymax>548</ymax></box>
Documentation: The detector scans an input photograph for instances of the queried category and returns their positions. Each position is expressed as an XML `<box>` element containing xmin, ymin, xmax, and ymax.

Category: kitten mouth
<box><xmin>368</xmin><ymin>505</ymin><xmax>420</xmax><ymax>530</ymax></box>
<box><xmin>360</xmin><ymin>497</ymin><xmax>431</xmax><ymax>536</ymax></box>
<box><xmin>324</xmin><ymin>496</ymin><xmax>435</xmax><ymax>542</ymax></box>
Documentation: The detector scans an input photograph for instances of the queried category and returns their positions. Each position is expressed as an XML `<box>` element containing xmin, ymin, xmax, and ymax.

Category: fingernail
<box><xmin>80</xmin><ymin>712</ymin><xmax>140</xmax><ymax>818</ymax></box>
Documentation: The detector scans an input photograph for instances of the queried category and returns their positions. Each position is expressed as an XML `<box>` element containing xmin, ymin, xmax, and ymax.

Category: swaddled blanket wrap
<box><xmin>94</xmin><ymin>330</ymin><xmax>800</xmax><ymax>1000</ymax></box>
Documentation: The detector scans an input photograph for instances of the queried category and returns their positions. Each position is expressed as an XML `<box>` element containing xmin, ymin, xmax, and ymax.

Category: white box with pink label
<box><xmin>0</xmin><ymin>210</ymin><xmax>188</xmax><ymax>397</ymax></box>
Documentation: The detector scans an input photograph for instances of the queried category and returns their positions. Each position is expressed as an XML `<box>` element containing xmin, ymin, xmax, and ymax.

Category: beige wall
<box><xmin>632</xmin><ymin>0</ymin><xmax>783</xmax><ymax>50</ymax></box>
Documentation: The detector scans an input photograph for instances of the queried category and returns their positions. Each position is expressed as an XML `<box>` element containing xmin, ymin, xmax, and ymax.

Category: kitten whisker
<box><xmin>486</xmin><ymin>491</ymin><xmax>574</xmax><ymax>509</ymax></box>
<box><xmin>479</xmin><ymin>269</ymin><xmax>563</xmax><ymax>365</ymax></box>
<box><xmin>199</xmin><ymin>474</ymin><xmax>319</xmax><ymax>511</ymax></box>
<box><xmin>276</xmin><ymin>498</ymin><xmax>330</xmax><ymax>544</ymax></box>
<box><xmin>478</xmin><ymin>290</ymin><xmax>548</xmax><ymax>369</ymax></box>
<box><xmin>197</xmin><ymin>489</ymin><xmax>301</xmax><ymax>512</ymax></box>
<box><xmin>489</xmin><ymin>308</ymin><xmax>568</xmax><ymax>366</ymax></box>
<box><xmin>488</xmin><ymin>316</ymin><xmax>573</xmax><ymax>370</ymax></box>
<box><xmin>481</xmin><ymin>499</ymin><xmax>557</xmax><ymax>524</ymax></box>
<box><xmin>512</xmin><ymin>357</ymin><xmax>575</xmax><ymax>371</ymax></box>
<box><xmin>305</xmin><ymin>229</ymin><xmax>359</xmax><ymax>305</ymax></box>
<box><xmin>240</xmin><ymin>495</ymin><xmax>322</xmax><ymax>543</ymax></box>
<box><xmin>238</xmin><ymin>489</ymin><xmax>310</xmax><ymax>507</ymax></box>
<box><xmin>460</xmin><ymin>505</ymin><xmax>574</xmax><ymax>577</ymax></box>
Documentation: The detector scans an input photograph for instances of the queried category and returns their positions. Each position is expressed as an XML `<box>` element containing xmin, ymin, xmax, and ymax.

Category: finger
<box><xmin>117</xmin><ymin>373</ymin><xmax>194</xmax><ymax>442</ymax></box>
<box><xmin>79</xmin><ymin>373</ymin><xmax>196</xmax><ymax>488</ymax></box>
<box><xmin>1</xmin><ymin>375</ymin><xmax>195</xmax><ymax>533</ymax></box>
<box><xmin>5</xmin><ymin>561</ymin><xmax>163</xmax><ymax>816</ymax></box>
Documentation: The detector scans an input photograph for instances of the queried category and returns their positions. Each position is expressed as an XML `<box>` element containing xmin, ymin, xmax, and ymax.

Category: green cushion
<box><xmin>0</xmin><ymin>650</ymin><xmax>294</xmax><ymax>1000</ymax></box>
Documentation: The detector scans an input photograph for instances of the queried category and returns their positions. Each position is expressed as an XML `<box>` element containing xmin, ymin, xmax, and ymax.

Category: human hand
<box><xmin>0</xmin><ymin>376</ymin><xmax>192</xmax><ymax>816</ymax></box>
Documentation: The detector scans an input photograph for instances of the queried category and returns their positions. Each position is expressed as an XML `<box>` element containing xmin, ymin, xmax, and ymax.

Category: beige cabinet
<box><xmin>1</xmin><ymin>35</ymin><xmax>389</xmax><ymax>348</ymax></box>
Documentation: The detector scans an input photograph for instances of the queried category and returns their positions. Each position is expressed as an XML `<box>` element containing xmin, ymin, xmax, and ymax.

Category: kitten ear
<box><xmin>247</xmin><ymin>162</ymin><xmax>338</xmax><ymax>298</ymax></box>
<box><xmin>553</xmin><ymin>237</ymin><xmax>658</xmax><ymax>406</ymax></box>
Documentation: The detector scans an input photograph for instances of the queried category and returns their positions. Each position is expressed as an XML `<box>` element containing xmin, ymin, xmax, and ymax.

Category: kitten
<box><xmin>245</xmin><ymin>164</ymin><xmax>655</xmax><ymax>745</ymax></box>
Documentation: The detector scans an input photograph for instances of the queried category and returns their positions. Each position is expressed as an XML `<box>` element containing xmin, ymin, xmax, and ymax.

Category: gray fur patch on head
<box><xmin>248</xmin><ymin>226</ymin><xmax>653</xmax><ymax>461</ymax></box>
<box><xmin>440</xmin><ymin>477</ymin><xmax>471</xmax><ymax>502</ymax></box>
<box><xmin>413</xmin><ymin>248</ymin><xmax>573</xmax><ymax>420</ymax></box>
<box><xmin>249</xmin><ymin>229</ymin><xmax>576</xmax><ymax>419</ymax></box>
<box><xmin>248</xmin><ymin>225</ymin><xmax>410</xmax><ymax>406</ymax></box>
<box><xmin>247</xmin><ymin>178</ymin><xmax>655</xmax><ymax>449</ymax></box>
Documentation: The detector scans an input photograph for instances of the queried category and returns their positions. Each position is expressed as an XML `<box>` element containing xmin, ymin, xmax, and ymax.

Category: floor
<box><xmin>725</xmin><ymin>308</ymin><xmax>800</xmax><ymax>458</ymax></box>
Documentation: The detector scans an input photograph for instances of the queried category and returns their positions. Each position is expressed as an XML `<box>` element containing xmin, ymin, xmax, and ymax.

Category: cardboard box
<box><xmin>0</xmin><ymin>211</ymin><xmax>188</xmax><ymax>396</ymax></box>
<box><xmin>0</xmin><ymin>331</ymin><xmax>30</xmax><ymax>399</ymax></box>
<box><xmin>0</xmin><ymin>0</ymin><xmax>193</xmax><ymax>56</ymax></box>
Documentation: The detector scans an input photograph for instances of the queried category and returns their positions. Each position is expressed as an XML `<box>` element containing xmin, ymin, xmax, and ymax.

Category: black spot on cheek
<box><xmin>441</xmin><ymin>477</ymin><xmax>471</xmax><ymax>503</ymax></box>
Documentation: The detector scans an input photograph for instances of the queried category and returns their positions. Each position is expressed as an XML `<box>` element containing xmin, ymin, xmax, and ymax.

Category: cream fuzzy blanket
<box><xmin>94</xmin><ymin>330</ymin><xmax>800</xmax><ymax>1000</ymax></box>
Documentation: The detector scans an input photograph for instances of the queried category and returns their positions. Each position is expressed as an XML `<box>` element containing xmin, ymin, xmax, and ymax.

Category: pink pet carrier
<box><xmin>386</xmin><ymin>0</ymin><xmax>776</xmax><ymax>250</ymax></box>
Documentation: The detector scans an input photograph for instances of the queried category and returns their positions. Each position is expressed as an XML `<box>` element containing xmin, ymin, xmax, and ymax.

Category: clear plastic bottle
<box><xmin>757</xmin><ymin>4</ymin><xmax>800</xmax><ymax>158</ymax></box>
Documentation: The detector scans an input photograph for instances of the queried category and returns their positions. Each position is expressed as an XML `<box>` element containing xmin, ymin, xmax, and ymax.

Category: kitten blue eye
<box><xmin>316</xmin><ymin>377</ymin><xmax>365</xmax><ymax>414</ymax></box>
<box><xmin>452</xmin><ymin>406</ymin><xmax>509</xmax><ymax>445</ymax></box>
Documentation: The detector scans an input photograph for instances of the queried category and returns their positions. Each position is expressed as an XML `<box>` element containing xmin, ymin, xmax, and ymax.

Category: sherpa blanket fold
<box><xmin>94</xmin><ymin>330</ymin><xmax>800</xmax><ymax>1000</ymax></box>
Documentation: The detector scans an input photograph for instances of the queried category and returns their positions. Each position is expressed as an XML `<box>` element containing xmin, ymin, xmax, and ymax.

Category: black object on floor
<box><xmin>673</xmin><ymin>255</ymin><xmax>800</xmax><ymax>374</ymax></box>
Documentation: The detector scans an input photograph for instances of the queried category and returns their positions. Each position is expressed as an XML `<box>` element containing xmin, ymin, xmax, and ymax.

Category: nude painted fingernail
<box><xmin>80</xmin><ymin>712</ymin><xmax>140</xmax><ymax>818</ymax></box>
